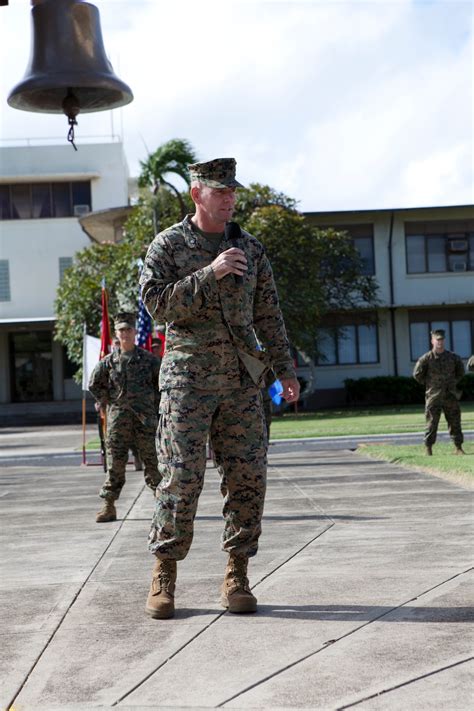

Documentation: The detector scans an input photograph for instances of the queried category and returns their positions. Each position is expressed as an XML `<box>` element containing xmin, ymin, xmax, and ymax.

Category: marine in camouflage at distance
<box><xmin>89</xmin><ymin>314</ymin><xmax>162</xmax><ymax>503</ymax></box>
<box><xmin>413</xmin><ymin>329</ymin><xmax>465</xmax><ymax>450</ymax></box>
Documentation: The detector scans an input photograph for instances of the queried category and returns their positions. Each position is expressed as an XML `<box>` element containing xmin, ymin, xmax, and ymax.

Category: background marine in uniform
<box><xmin>413</xmin><ymin>328</ymin><xmax>466</xmax><ymax>456</ymax></box>
<box><xmin>89</xmin><ymin>313</ymin><xmax>161</xmax><ymax>522</ymax></box>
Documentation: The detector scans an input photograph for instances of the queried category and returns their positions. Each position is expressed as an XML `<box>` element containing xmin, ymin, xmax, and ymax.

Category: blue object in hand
<box><xmin>268</xmin><ymin>379</ymin><xmax>283</xmax><ymax>406</ymax></box>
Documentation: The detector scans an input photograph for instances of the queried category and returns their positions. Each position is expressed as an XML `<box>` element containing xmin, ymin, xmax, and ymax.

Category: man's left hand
<box><xmin>280</xmin><ymin>377</ymin><xmax>300</xmax><ymax>403</ymax></box>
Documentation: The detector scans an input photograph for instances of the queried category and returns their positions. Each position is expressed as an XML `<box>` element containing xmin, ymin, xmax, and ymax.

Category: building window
<box><xmin>327</xmin><ymin>224</ymin><xmax>375</xmax><ymax>275</ymax></box>
<box><xmin>316</xmin><ymin>321</ymin><xmax>379</xmax><ymax>365</ymax></box>
<box><xmin>410</xmin><ymin>317</ymin><xmax>474</xmax><ymax>360</ymax></box>
<box><xmin>352</xmin><ymin>236</ymin><xmax>375</xmax><ymax>276</ymax></box>
<box><xmin>59</xmin><ymin>257</ymin><xmax>73</xmax><ymax>282</ymax></box>
<box><xmin>405</xmin><ymin>220</ymin><xmax>474</xmax><ymax>274</ymax></box>
<box><xmin>0</xmin><ymin>260</ymin><xmax>11</xmax><ymax>301</ymax></box>
<box><xmin>0</xmin><ymin>181</ymin><xmax>91</xmax><ymax>220</ymax></box>
<box><xmin>10</xmin><ymin>331</ymin><xmax>53</xmax><ymax>402</ymax></box>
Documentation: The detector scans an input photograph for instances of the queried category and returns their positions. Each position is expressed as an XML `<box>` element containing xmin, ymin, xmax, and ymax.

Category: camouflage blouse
<box><xmin>413</xmin><ymin>349</ymin><xmax>465</xmax><ymax>404</ymax></box>
<box><xmin>140</xmin><ymin>215</ymin><xmax>295</xmax><ymax>390</ymax></box>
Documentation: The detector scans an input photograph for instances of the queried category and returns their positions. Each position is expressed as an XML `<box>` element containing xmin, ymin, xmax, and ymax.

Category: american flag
<box><xmin>136</xmin><ymin>292</ymin><xmax>153</xmax><ymax>351</ymax></box>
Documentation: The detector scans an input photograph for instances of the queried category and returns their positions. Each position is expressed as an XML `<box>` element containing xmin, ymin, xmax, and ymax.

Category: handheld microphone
<box><xmin>225</xmin><ymin>221</ymin><xmax>243</xmax><ymax>285</ymax></box>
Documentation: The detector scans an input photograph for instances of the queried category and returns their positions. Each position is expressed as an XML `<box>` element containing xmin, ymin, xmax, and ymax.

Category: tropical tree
<box><xmin>138</xmin><ymin>138</ymin><xmax>197</xmax><ymax>220</ymax></box>
<box><xmin>55</xmin><ymin>167</ymin><xmax>378</xmax><ymax>384</ymax></box>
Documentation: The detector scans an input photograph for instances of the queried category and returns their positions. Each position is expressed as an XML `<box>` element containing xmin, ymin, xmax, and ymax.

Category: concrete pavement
<box><xmin>0</xmin><ymin>426</ymin><xmax>473</xmax><ymax>710</ymax></box>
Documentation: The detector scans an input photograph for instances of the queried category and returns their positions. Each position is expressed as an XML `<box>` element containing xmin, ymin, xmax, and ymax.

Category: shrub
<box><xmin>345</xmin><ymin>376</ymin><xmax>425</xmax><ymax>405</ymax></box>
<box><xmin>345</xmin><ymin>373</ymin><xmax>474</xmax><ymax>405</ymax></box>
<box><xmin>459</xmin><ymin>373</ymin><xmax>474</xmax><ymax>400</ymax></box>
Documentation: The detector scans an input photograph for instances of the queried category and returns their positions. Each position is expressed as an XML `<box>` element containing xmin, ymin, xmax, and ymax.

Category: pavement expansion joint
<box><xmin>4</xmin><ymin>485</ymin><xmax>146</xmax><ymax>711</ymax></box>
<box><xmin>111</xmin><ymin>521</ymin><xmax>334</xmax><ymax>706</ymax></box>
<box><xmin>111</xmin><ymin>474</ymin><xmax>335</xmax><ymax>705</ymax></box>
<box><xmin>337</xmin><ymin>656</ymin><xmax>474</xmax><ymax>709</ymax></box>
<box><xmin>214</xmin><ymin>566</ymin><xmax>474</xmax><ymax>708</ymax></box>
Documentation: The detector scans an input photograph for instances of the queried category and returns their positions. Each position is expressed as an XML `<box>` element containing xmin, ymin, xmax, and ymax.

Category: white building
<box><xmin>305</xmin><ymin>205</ymin><xmax>474</xmax><ymax>406</ymax></box>
<box><xmin>0</xmin><ymin>141</ymin><xmax>129</xmax><ymax>413</ymax></box>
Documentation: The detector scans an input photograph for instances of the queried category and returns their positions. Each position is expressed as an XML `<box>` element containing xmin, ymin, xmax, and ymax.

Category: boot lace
<box><xmin>228</xmin><ymin>556</ymin><xmax>250</xmax><ymax>593</ymax></box>
<box><xmin>153</xmin><ymin>560</ymin><xmax>175</xmax><ymax>594</ymax></box>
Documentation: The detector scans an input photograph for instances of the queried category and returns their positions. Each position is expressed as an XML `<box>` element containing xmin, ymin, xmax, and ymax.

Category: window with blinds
<box><xmin>0</xmin><ymin>181</ymin><xmax>91</xmax><ymax>220</ymax></box>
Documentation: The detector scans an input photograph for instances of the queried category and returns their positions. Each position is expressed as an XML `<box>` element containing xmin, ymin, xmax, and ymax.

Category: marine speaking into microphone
<box><xmin>225</xmin><ymin>221</ymin><xmax>243</xmax><ymax>285</ymax></box>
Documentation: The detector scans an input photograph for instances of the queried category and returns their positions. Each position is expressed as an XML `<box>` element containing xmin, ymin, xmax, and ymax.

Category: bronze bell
<box><xmin>7</xmin><ymin>0</ymin><xmax>133</xmax><ymax>115</ymax></box>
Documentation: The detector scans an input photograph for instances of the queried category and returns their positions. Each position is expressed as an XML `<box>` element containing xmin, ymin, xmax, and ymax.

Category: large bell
<box><xmin>7</xmin><ymin>0</ymin><xmax>133</xmax><ymax>115</ymax></box>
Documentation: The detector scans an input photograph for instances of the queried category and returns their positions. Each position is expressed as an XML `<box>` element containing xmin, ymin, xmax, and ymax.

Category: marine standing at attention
<box><xmin>89</xmin><ymin>312</ymin><xmax>161</xmax><ymax>522</ymax></box>
<box><xmin>140</xmin><ymin>157</ymin><xmax>300</xmax><ymax>619</ymax></box>
<box><xmin>413</xmin><ymin>328</ymin><xmax>465</xmax><ymax>456</ymax></box>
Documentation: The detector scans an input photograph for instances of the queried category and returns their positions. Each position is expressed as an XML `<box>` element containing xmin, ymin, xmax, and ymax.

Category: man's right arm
<box><xmin>88</xmin><ymin>360</ymin><xmax>110</xmax><ymax>408</ymax></box>
<box><xmin>140</xmin><ymin>234</ymin><xmax>218</xmax><ymax>323</ymax></box>
<box><xmin>413</xmin><ymin>355</ymin><xmax>428</xmax><ymax>384</ymax></box>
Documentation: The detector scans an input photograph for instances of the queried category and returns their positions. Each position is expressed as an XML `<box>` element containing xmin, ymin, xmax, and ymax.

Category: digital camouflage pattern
<box><xmin>140</xmin><ymin>215</ymin><xmax>296</xmax><ymax>390</ymax></box>
<box><xmin>89</xmin><ymin>346</ymin><xmax>161</xmax><ymax>500</ymax></box>
<box><xmin>149</xmin><ymin>387</ymin><xmax>267</xmax><ymax>560</ymax></box>
<box><xmin>188</xmin><ymin>158</ymin><xmax>244</xmax><ymax>189</ymax></box>
<box><xmin>413</xmin><ymin>349</ymin><xmax>465</xmax><ymax>447</ymax></box>
<box><xmin>141</xmin><ymin>214</ymin><xmax>295</xmax><ymax>562</ymax></box>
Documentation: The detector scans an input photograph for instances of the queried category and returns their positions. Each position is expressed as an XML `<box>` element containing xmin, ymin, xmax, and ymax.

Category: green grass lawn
<box><xmin>84</xmin><ymin>403</ymin><xmax>474</xmax><ymax>448</ymax></box>
<box><xmin>359</xmin><ymin>441</ymin><xmax>474</xmax><ymax>486</ymax></box>
<box><xmin>270</xmin><ymin>402</ymin><xmax>474</xmax><ymax>439</ymax></box>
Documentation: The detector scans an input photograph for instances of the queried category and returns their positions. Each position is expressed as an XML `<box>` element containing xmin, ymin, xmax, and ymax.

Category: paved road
<box><xmin>1</xmin><ymin>425</ymin><xmax>473</xmax><ymax>467</ymax></box>
<box><xmin>0</xmin><ymin>427</ymin><xmax>473</xmax><ymax>710</ymax></box>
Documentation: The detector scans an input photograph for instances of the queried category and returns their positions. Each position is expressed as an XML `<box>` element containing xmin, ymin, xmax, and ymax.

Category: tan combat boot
<box><xmin>95</xmin><ymin>500</ymin><xmax>117</xmax><ymax>523</ymax></box>
<box><xmin>425</xmin><ymin>445</ymin><xmax>433</xmax><ymax>456</ymax></box>
<box><xmin>454</xmin><ymin>446</ymin><xmax>466</xmax><ymax>455</ymax></box>
<box><xmin>145</xmin><ymin>558</ymin><xmax>177</xmax><ymax>619</ymax></box>
<box><xmin>221</xmin><ymin>553</ymin><xmax>257</xmax><ymax>614</ymax></box>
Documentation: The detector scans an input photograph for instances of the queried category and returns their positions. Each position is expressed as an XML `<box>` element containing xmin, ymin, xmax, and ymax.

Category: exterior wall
<box><xmin>0</xmin><ymin>218</ymin><xmax>89</xmax><ymax>319</ymax></box>
<box><xmin>391</xmin><ymin>206</ymin><xmax>473</xmax><ymax>307</ymax></box>
<box><xmin>0</xmin><ymin>142</ymin><xmax>129</xmax><ymax>407</ymax></box>
<box><xmin>306</xmin><ymin>205</ymin><xmax>474</xmax><ymax>405</ymax></box>
<box><xmin>312</xmin><ymin>308</ymin><xmax>394</xmax><ymax>393</ymax></box>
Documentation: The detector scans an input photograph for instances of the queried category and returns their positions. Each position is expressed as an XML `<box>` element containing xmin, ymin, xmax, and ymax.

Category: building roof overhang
<box><xmin>79</xmin><ymin>205</ymin><xmax>134</xmax><ymax>243</ymax></box>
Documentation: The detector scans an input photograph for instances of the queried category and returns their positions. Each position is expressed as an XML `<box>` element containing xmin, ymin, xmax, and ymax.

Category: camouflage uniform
<box><xmin>413</xmin><ymin>349</ymin><xmax>465</xmax><ymax>447</ymax></box>
<box><xmin>89</xmin><ymin>346</ymin><xmax>161</xmax><ymax>501</ymax></box>
<box><xmin>140</xmin><ymin>214</ymin><xmax>295</xmax><ymax>561</ymax></box>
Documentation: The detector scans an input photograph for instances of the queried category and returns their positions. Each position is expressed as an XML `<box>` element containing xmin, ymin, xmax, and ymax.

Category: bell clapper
<box><xmin>62</xmin><ymin>89</ymin><xmax>80</xmax><ymax>151</ymax></box>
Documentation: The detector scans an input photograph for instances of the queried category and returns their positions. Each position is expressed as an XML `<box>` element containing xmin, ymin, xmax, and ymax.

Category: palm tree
<box><xmin>138</xmin><ymin>139</ymin><xmax>198</xmax><ymax>220</ymax></box>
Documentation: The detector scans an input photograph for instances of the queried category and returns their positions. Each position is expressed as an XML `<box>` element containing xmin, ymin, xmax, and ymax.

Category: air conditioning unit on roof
<box><xmin>74</xmin><ymin>204</ymin><xmax>90</xmax><ymax>217</ymax></box>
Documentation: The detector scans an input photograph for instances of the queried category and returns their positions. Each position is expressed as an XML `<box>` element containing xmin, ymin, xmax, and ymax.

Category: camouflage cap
<box><xmin>188</xmin><ymin>158</ymin><xmax>244</xmax><ymax>189</ymax></box>
<box><xmin>114</xmin><ymin>312</ymin><xmax>136</xmax><ymax>329</ymax></box>
<box><xmin>431</xmin><ymin>329</ymin><xmax>446</xmax><ymax>340</ymax></box>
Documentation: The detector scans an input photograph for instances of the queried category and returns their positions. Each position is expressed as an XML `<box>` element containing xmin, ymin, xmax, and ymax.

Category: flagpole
<box><xmin>82</xmin><ymin>393</ymin><xmax>87</xmax><ymax>465</ymax></box>
<box><xmin>81</xmin><ymin>323</ymin><xmax>87</xmax><ymax>465</ymax></box>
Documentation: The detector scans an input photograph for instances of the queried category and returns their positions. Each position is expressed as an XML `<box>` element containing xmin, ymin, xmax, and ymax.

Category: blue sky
<box><xmin>0</xmin><ymin>0</ymin><xmax>472</xmax><ymax>211</ymax></box>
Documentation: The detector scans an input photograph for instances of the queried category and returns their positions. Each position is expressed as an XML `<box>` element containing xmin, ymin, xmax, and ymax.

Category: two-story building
<box><xmin>0</xmin><ymin>140</ymin><xmax>129</xmax><ymax>418</ymax></box>
<box><xmin>305</xmin><ymin>205</ymin><xmax>474</xmax><ymax>406</ymax></box>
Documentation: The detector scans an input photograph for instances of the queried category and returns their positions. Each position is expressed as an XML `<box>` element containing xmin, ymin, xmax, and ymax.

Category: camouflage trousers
<box><xmin>100</xmin><ymin>409</ymin><xmax>160</xmax><ymax>501</ymax></box>
<box><xmin>149</xmin><ymin>386</ymin><xmax>267</xmax><ymax>561</ymax></box>
<box><xmin>425</xmin><ymin>397</ymin><xmax>463</xmax><ymax>447</ymax></box>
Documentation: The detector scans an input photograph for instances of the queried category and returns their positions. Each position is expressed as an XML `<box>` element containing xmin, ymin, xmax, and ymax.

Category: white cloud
<box><xmin>0</xmin><ymin>0</ymin><xmax>472</xmax><ymax>211</ymax></box>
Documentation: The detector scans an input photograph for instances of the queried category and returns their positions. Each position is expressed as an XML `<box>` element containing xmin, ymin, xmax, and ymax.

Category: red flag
<box><xmin>156</xmin><ymin>330</ymin><xmax>166</xmax><ymax>358</ymax></box>
<box><xmin>100</xmin><ymin>280</ymin><xmax>112</xmax><ymax>359</ymax></box>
